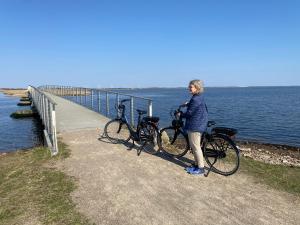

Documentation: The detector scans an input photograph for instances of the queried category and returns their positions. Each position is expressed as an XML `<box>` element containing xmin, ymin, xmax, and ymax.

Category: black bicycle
<box><xmin>159</xmin><ymin>104</ymin><xmax>240</xmax><ymax>176</ymax></box>
<box><xmin>104</xmin><ymin>99</ymin><xmax>160</xmax><ymax>156</ymax></box>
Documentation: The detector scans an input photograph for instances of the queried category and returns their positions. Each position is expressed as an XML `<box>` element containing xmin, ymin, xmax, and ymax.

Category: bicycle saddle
<box><xmin>143</xmin><ymin>116</ymin><xmax>160</xmax><ymax>123</ymax></box>
<box><xmin>212</xmin><ymin>127</ymin><xmax>237</xmax><ymax>136</ymax></box>
<box><xmin>137</xmin><ymin>109</ymin><xmax>147</xmax><ymax>115</ymax></box>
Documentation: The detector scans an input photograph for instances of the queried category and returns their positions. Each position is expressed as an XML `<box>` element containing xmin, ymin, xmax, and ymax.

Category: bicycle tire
<box><xmin>138</xmin><ymin>123</ymin><xmax>160</xmax><ymax>155</ymax></box>
<box><xmin>203</xmin><ymin>133</ymin><xmax>240</xmax><ymax>176</ymax></box>
<box><xmin>104</xmin><ymin>119</ymin><xmax>131</xmax><ymax>144</ymax></box>
<box><xmin>159</xmin><ymin>127</ymin><xmax>189</xmax><ymax>158</ymax></box>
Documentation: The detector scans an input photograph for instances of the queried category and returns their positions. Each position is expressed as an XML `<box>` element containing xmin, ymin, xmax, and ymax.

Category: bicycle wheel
<box><xmin>203</xmin><ymin>133</ymin><xmax>240</xmax><ymax>176</ymax></box>
<box><xmin>159</xmin><ymin>127</ymin><xmax>189</xmax><ymax>158</ymax></box>
<box><xmin>138</xmin><ymin>123</ymin><xmax>160</xmax><ymax>155</ymax></box>
<box><xmin>104</xmin><ymin>119</ymin><xmax>131</xmax><ymax>144</ymax></box>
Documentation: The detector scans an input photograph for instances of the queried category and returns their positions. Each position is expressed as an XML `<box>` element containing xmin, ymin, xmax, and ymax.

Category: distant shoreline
<box><xmin>1</xmin><ymin>86</ymin><xmax>299</xmax><ymax>91</ymax></box>
<box><xmin>102</xmin><ymin>86</ymin><xmax>300</xmax><ymax>90</ymax></box>
<box><xmin>0</xmin><ymin>88</ymin><xmax>27</xmax><ymax>97</ymax></box>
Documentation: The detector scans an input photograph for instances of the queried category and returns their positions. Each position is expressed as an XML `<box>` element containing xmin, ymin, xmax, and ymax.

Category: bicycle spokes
<box><xmin>204</xmin><ymin>135</ymin><xmax>239</xmax><ymax>176</ymax></box>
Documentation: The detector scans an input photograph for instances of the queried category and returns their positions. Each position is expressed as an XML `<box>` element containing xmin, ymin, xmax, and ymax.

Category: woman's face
<box><xmin>188</xmin><ymin>84</ymin><xmax>198</xmax><ymax>94</ymax></box>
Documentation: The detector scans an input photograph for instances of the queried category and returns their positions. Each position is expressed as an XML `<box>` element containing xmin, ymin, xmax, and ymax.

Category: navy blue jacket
<box><xmin>181</xmin><ymin>94</ymin><xmax>208</xmax><ymax>133</ymax></box>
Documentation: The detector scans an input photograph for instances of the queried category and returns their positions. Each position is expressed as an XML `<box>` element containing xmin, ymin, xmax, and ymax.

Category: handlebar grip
<box><xmin>174</xmin><ymin>110</ymin><xmax>182</xmax><ymax>115</ymax></box>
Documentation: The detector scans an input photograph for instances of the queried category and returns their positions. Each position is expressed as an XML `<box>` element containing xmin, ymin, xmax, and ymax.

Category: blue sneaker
<box><xmin>189</xmin><ymin>167</ymin><xmax>205</xmax><ymax>175</ymax></box>
<box><xmin>185</xmin><ymin>165</ymin><xmax>197</xmax><ymax>173</ymax></box>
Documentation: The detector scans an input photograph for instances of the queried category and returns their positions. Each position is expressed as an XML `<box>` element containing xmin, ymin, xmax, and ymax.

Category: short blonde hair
<box><xmin>189</xmin><ymin>79</ymin><xmax>204</xmax><ymax>94</ymax></box>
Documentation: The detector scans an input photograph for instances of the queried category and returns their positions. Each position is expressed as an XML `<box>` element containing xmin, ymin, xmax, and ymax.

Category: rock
<box><xmin>20</xmin><ymin>97</ymin><xmax>30</xmax><ymax>102</ymax></box>
<box><xmin>17</xmin><ymin>101</ymin><xmax>32</xmax><ymax>106</ymax></box>
<box><xmin>10</xmin><ymin>109</ymin><xmax>38</xmax><ymax>119</ymax></box>
<box><xmin>240</xmin><ymin>147</ymin><xmax>251</xmax><ymax>152</ymax></box>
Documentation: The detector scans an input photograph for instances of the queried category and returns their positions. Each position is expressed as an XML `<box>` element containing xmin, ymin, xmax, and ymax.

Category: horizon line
<box><xmin>1</xmin><ymin>85</ymin><xmax>300</xmax><ymax>89</ymax></box>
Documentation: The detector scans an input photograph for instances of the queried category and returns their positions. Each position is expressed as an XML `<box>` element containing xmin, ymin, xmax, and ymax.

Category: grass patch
<box><xmin>0</xmin><ymin>142</ymin><xmax>93</xmax><ymax>225</ymax></box>
<box><xmin>240</xmin><ymin>156</ymin><xmax>300</xmax><ymax>195</ymax></box>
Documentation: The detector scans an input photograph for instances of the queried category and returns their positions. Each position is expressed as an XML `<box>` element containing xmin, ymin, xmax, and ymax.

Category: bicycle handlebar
<box><xmin>120</xmin><ymin>99</ymin><xmax>131</xmax><ymax>104</ymax></box>
<box><xmin>115</xmin><ymin>99</ymin><xmax>131</xmax><ymax>113</ymax></box>
<box><xmin>178</xmin><ymin>104</ymin><xmax>187</xmax><ymax>110</ymax></box>
<box><xmin>174</xmin><ymin>104</ymin><xmax>188</xmax><ymax>114</ymax></box>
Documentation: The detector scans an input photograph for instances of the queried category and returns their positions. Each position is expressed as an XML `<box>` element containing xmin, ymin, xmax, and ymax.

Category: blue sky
<box><xmin>0</xmin><ymin>0</ymin><xmax>299</xmax><ymax>88</ymax></box>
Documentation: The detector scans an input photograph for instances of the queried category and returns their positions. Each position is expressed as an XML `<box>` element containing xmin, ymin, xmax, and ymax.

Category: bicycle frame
<box><xmin>116</xmin><ymin>100</ymin><xmax>148</xmax><ymax>142</ymax></box>
<box><xmin>166</xmin><ymin>105</ymin><xmax>238</xmax><ymax>177</ymax></box>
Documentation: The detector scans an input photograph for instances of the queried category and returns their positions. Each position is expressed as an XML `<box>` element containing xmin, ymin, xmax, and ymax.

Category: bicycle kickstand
<box><xmin>137</xmin><ymin>142</ymin><xmax>145</xmax><ymax>156</ymax></box>
<box><xmin>100</xmin><ymin>131</ymin><xmax>106</xmax><ymax>139</ymax></box>
<box><xmin>204</xmin><ymin>164</ymin><xmax>215</xmax><ymax>177</ymax></box>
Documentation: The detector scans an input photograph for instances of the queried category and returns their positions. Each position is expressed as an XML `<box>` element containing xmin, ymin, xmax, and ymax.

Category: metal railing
<box><xmin>39</xmin><ymin>85</ymin><xmax>153</xmax><ymax>127</ymax></box>
<box><xmin>28</xmin><ymin>86</ymin><xmax>58</xmax><ymax>155</ymax></box>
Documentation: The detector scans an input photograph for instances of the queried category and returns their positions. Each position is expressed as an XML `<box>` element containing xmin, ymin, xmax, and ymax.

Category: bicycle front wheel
<box><xmin>139</xmin><ymin>123</ymin><xmax>160</xmax><ymax>155</ymax></box>
<box><xmin>159</xmin><ymin>127</ymin><xmax>189</xmax><ymax>158</ymax></box>
<box><xmin>104</xmin><ymin>119</ymin><xmax>131</xmax><ymax>144</ymax></box>
<box><xmin>203</xmin><ymin>133</ymin><xmax>240</xmax><ymax>176</ymax></box>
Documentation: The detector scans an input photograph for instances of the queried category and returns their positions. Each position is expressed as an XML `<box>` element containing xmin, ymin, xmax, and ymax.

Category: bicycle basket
<box><xmin>172</xmin><ymin>119</ymin><xmax>184</xmax><ymax>128</ymax></box>
<box><xmin>212</xmin><ymin>127</ymin><xmax>237</xmax><ymax>136</ymax></box>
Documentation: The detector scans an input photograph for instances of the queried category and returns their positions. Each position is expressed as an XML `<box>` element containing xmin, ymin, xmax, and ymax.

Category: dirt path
<box><xmin>56</xmin><ymin>129</ymin><xmax>300</xmax><ymax>225</ymax></box>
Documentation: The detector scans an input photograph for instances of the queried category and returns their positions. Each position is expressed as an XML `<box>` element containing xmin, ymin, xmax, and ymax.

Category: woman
<box><xmin>180</xmin><ymin>80</ymin><xmax>208</xmax><ymax>175</ymax></box>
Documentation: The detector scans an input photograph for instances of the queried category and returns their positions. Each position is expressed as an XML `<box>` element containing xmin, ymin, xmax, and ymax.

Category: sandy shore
<box><xmin>0</xmin><ymin>88</ymin><xmax>28</xmax><ymax>97</ymax></box>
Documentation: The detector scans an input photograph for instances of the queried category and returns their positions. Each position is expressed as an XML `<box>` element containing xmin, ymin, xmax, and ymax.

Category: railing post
<box><xmin>106</xmin><ymin>92</ymin><xmax>109</xmax><ymax>116</ymax></box>
<box><xmin>45</xmin><ymin>98</ymin><xmax>48</xmax><ymax>132</ymax></box>
<box><xmin>85</xmin><ymin>88</ymin><xmax>87</xmax><ymax>106</ymax></box>
<box><xmin>116</xmin><ymin>93</ymin><xmax>120</xmax><ymax>106</ymax></box>
<box><xmin>42</xmin><ymin>95</ymin><xmax>45</xmax><ymax>124</ymax></box>
<box><xmin>76</xmin><ymin>87</ymin><xmax>78</xmax><ymax>102</ymax></box>
<box><xmin>91</xmin><ymin>89</ymin><xmax>94</xmax><ymax>109</ymax></box>
<box><xmin>98</xmin><ymin>90</ymin><xmax>101</xmax><ymax>112</ymax></box>
<box><xmin>71</xmin><ymin>87</ymin><xmax>73</xmax><ymax>100</ymax></box>
<box><xmin>51</xmin><ymin>104</ymin><xmax>58</xmax><ymax>155</ymax></box>
<box><xmin>80</xmin><ymin>88</ymin><xmax>82</xmax><ymax>105</ymax></box>
<box><xmin>130</xmin><ymin>97</ymin><xmax>134</xmax><ymax>127</ymax></box>
<box><xmin>116</xmin><ymin>93</ymin><xmax>120</xmax><ymax>117</ymax></box>
<box><xmin>148</xmin><ymin>100</ymin><xmax>153</xmax><ymax>117</ymax></box>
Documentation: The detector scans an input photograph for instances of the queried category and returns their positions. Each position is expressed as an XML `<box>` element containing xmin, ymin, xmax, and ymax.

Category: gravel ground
<box><xmin>56</xmin><ymin>129</ymin><xmax>300</xmax><ymax>225</ymax></box>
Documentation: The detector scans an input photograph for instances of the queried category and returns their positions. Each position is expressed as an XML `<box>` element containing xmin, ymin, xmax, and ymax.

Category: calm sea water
<box><xmin>2</xmin><ymin>87</ymin><xmax>299</xmax><ymax>151</ymax></box>
<box><xmin>75</xmin><ymin>86</ymin><xmax>300</xmax><ymax>147</ymax></box>
<box><xmin>0</xmin><ymin>93</ymin><xmax>43</xmax><ymax>152</ymax></box>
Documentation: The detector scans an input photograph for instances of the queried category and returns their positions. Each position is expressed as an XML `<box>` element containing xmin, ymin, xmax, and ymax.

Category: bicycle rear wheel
<box><xmin>159</xmin><ymin>127</ymin><xmax>189</xmax><ymax>158</ymax></box>
<box><xmin>203</xmin><ymin>133</ymin><xmax>240</xmax><ymax>176</ymax></box>
<box><xmin>138</xmin><ymin>123</ymin><xmax>160</xmax><ymax>155</ymax></box>
<box><xmin>104</xmin><ymin>119</ymin><xmax>131</xmax><ymax>144</ymax></box>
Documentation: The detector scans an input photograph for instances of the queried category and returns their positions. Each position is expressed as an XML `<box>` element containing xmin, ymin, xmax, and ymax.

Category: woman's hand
<box><xmin>176</xmin><ymin>111</ymin><xmax>181</xmax><ymax>118</ymax></box>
